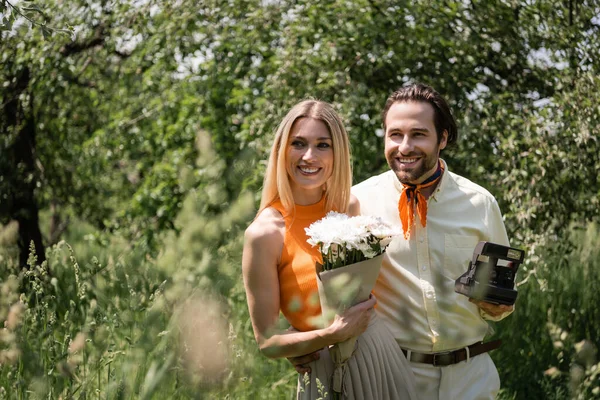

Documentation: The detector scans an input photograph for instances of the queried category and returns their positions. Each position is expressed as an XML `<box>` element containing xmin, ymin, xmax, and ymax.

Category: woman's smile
<box><xmin>298</xmin><ymin>165</ymin><xmax>321</xmax><ymax>175</ymax></box>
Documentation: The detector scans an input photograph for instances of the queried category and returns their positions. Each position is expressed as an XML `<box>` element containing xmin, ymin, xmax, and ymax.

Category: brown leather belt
<box><xmin>401</xmin><ymin>339</ymin><xmax>502</xmax><ymax>367</ymax></box>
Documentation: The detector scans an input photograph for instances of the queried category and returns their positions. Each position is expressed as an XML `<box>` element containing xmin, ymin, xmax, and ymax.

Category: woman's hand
<box><xmin>286</xmin><ymin>295</ymin><xmax>376</xmax><ymax>373</ymax></box>
<box><xmin>327</xmin><ymin>295</ymin><xmax>377</xmax><ymax>343</ymax></box>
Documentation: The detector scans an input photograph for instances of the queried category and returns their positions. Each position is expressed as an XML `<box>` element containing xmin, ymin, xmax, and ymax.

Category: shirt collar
<box><xmin>430</xmin><ymin>159</ymin><xmax>449</xmax><ymax>201</ymax></box>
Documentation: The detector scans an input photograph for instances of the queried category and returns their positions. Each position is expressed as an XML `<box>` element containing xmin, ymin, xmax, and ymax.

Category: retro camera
<box><xmin>454</xmin><ymin>241</ymin><xmax>524</xmax><ymax>306</ymax></box>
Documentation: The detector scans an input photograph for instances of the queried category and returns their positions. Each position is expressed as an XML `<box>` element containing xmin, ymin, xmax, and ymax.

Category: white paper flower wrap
<box><xmin>305</xmin><ymin>212</ymin><xmax>399</xmax><ymax>396</ymax></box>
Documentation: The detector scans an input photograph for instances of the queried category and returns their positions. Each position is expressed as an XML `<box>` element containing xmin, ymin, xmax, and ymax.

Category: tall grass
<box><xmin>495</xmin><ymin>222</ymin><xmax>600</xmax><ymax>399</ymax></box>
<box><xmin>2</xmin><ymin>213</ymin><xmax>599</xmax><ymax>398</ymax></box>
<box><xmin>1</xmin><ymin>204</ymin><xmax>298</xmax><ymax>399</ymax></box>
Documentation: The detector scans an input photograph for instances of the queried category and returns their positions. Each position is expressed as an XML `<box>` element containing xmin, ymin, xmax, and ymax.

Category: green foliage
<box><xmin>456</xmin><ymin>71</ymin><xmax>600</xmax><ymax>249</ymax></box>
<box><xmin>4</xmin><ymin>0</ymin><xmax>597</xmax><ymax>250</ymax></box>
<box><xmin>1</xmin><ymin>0</ymin><xmax>600</xmax><ymax>398</ymax></box>
<box><xmin>494</xmin><ymin>222</ymin><xmax>600</xmax><ymax>399</ymax></box>
<box><xmin>0</xmin><ymin>0</ymin><xmax>72</xmax><ymax>38</ymax></box>
<box><xmin>0</xmin><ymin>129</ymin><xmax>297</xmax><ymax>398</ymax></box>
<box><xmin>0</xmin><ymin>239</ymin><xmax>169</xmax><ymax>398</ymax></box>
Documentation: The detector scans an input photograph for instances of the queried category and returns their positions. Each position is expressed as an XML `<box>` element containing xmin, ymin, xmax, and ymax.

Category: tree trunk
<box><xmin>3</xmin><ymin>66</ymin><xmax>46</xmax><ymax>267</ymax></box>
<box><xmin>17</xmin><ymin>200</ymin><xmax>45</xmax><ymax>267</ymax></box>
<box><xmin>49</xmin><ymin>201</ymin><xmax>69</xmax><ymax>245</ymax></box>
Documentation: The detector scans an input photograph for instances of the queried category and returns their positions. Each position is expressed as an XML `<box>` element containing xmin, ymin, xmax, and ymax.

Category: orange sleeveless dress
<box><xmin>271</xmin><ymin>197</ymin><xmax>325</xmax><ymax>332</ymax></box>
<box><xmin>269</xmin><ymin>198</ymin><xmax>419</xmax><ymax>400</ymax></box>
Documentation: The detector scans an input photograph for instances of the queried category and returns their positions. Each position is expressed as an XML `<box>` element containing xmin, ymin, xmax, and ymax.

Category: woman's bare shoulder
<box><xmin>245</xmin><ymin>206</ymin><xmax>286</xmax><ymax>243</ymax></box>
<box><xmin>243</xmin><ymin>207</ymin><xmax>286</xmax><ymax>268</ymax></box>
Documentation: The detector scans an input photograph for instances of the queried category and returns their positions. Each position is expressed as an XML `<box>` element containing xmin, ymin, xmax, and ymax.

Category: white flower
<box><xmin>305</xmin><ymin>213</ymin><xmax>400</xmax><ymax>270</ymax></box>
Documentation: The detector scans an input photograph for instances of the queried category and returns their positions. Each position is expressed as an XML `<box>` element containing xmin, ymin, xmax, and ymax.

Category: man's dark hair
<box><xmin>381</xmin><ymin>83</ymin><xmax>458</xmax><ymax>146</ymax></box>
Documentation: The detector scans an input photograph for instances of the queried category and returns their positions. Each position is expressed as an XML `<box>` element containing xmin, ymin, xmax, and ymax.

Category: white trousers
<box><xmin>409</xmin><ymin>353</ymin><xmax>500</xmax><ymax>400</ymax></box>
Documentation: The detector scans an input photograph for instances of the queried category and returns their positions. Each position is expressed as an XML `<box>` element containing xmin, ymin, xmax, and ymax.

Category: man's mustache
<box><xmin>393</xmin><ymin>152</ymin><xmax>425</xmax><ymax>158</ymax></box>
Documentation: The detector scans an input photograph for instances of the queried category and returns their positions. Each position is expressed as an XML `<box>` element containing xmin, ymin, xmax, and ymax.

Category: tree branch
<box><xmin>62</xmin><ymin>71</ymin><xmax>97</xmax><ymax>88</ymax></box>
<box><xmin>114</xmin><ymin>49</ymin><xmax>133</xmax><ymax>59</ymax></box>
<box><xmin>59</xmin><ymin>24</ymin><xmax>106</xmax><ymax>56</ymax></box>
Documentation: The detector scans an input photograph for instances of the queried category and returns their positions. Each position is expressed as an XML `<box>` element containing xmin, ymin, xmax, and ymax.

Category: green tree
<box><xmin>1</xmin><ymin>0</ymin><xmax>213</xmax><ymax>261</ymax></box>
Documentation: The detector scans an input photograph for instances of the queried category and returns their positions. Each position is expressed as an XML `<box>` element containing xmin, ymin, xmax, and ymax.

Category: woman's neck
<box><xmin>291</xmin><ymin>186</ymin><xmax>324</xmax><ymax>206</ymax></box>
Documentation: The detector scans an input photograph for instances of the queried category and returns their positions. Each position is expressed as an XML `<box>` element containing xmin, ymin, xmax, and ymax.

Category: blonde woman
<box><xmin>242</xmin><ymin>100</ymin><xmax>417</xmax><ymax>399</ymax></box>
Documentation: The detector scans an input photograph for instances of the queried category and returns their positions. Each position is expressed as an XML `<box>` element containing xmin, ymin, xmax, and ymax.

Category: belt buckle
<box><xmin>432</xmin><ymin>351</ymin><xmax>454</xmax><ymax>366</ymax></box>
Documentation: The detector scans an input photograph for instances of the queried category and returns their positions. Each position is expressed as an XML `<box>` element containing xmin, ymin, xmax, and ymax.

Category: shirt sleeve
<box><xmin>485</xmin><ymin>197</ymin><xmax>509</xmax><ymax>246</ymax></box>
<box><xmin>480</xmin><ymin>196</ymin><xmax>514</xmax><ymax>321</ymax></box>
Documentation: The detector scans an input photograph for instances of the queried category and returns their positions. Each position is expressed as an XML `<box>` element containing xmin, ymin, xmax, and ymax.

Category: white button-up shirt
<box><xmin>352</xmin><ymin>161</ymin><xmax>511</xmax><ymax>353</ymax></box>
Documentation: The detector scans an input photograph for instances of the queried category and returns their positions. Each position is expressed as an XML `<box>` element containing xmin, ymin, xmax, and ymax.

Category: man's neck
<box><xmin>407</xmin><ymin>159</ymin><xmax>444</xmax><ymax>199</ymax></box>
<box><xmin>419</xmin><ymin>180</ymin><xmax>441</xmax><ymax>199</ymax></box>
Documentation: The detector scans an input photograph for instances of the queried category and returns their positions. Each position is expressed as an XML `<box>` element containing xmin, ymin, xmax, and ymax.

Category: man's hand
<box><xmin>287</xmin><ymin>350</ymin><xmax>321</xmax><ymax>374</ymax></box>
<box><xmin>469</xmin><ymin>299</ymin><xmax>513</xmax><ymax>317</ymax></box>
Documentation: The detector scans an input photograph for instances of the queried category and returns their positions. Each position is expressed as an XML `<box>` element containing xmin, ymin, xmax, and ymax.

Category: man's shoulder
<box><xmin>446</xmin><ymin>169</ymin><xmax>497</xmax><ymax>203</ymax></box>
<box><xmin>353</xmin><ymin>170</ymin><xmax>394</xmax><ymax>193</ymax></box>
<box><xmin>352</xmin><ymin>171</ymin><xmax>397</xmax><ymax>217</ymax></box>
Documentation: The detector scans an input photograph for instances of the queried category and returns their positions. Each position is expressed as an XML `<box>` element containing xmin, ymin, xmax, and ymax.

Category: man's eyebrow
<box><xmin>387</xmin><ymin>127</ymin><xmax>430</xmax><ymax>133</ymax></box>
<box><xmin>389</xmin><ymin>127</ymin><xmax>430</xmax><ymax>132</ymax></box>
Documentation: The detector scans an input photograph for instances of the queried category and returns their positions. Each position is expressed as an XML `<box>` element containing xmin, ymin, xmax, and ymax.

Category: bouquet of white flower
<box><xmin>305</xmin><ymin>212</ymin><xmax>400</xmax><ymax>395</ymax></box>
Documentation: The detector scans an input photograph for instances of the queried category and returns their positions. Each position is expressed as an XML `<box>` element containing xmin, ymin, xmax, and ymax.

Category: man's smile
<box><xmin>398</xmin><ymin>157</ymin><xmax>419</xmax><ymax>164</ymax></box>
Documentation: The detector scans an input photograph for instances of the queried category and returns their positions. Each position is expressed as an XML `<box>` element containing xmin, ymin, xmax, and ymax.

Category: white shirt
<box><xmin>352</xmin><ymin>161</ymin><xmax>511</xmax><ymax>353</ymax></box>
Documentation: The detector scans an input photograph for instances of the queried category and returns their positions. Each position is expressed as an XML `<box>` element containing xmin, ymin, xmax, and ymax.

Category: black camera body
<box><xmin>454</xmin><ymin>241</ymin><xmax>524</xmax><ymax>306</ymax></box>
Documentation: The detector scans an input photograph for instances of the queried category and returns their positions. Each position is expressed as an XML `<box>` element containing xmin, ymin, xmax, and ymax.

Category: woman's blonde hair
<box><xmin>258</xmin><ymin>100</ymin><xmax>352</xmax><ymax>215</ymax></box>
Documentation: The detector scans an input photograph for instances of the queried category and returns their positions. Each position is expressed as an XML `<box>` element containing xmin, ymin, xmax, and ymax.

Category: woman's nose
<box><xmin>302</xmin><ymin>146</ymin><xmax>316</xmax><ymax>160</ymax></box>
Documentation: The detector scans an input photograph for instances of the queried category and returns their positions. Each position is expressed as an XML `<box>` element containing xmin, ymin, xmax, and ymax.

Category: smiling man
<box><xmin>352</xmin><ymin>83</ymin><xmax>514</xmax><ymax>400</ymax></box>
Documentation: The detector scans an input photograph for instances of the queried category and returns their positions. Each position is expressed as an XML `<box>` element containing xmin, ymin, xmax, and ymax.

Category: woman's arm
<box><xmin>242</xmin><ymin>208</ymin><xmax>374</xmax><ymax>359</ymax></box>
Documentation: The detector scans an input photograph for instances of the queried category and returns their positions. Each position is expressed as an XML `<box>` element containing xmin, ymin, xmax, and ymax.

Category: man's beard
<box><xmin>388</xmin><ymin>151</ymin><xmax>440</xmax><ymax>185</ymax></box>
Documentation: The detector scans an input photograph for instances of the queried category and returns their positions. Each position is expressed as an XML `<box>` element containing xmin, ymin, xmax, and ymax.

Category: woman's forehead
<box><xmin>290</xmin><ymin>117</ymin><xmax>331</xmax><ymax>139</ymax></box>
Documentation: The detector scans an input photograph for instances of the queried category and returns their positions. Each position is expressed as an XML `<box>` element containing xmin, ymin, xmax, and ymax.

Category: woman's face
<box><xmin>285</xmin><ymin>117</ymin><xmax>334</xmax><ymax>204</ymax></box>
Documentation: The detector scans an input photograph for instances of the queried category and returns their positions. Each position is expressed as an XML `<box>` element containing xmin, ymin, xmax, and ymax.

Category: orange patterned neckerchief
<box><xmin>398</xmin><ymin>161</ymin><xmax>445</xmax><ymax>239</ymax></box>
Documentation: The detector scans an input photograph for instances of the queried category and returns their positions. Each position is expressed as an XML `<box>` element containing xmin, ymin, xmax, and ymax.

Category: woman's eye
<box><xmin>291</xmin><ymin>140</ymin><xmax>305</xmax><ymax>147</ymax></box>
<box><xmin>318</xmin><ymin>142</ymin><xmax>331</xmax><ymax>149</ymax></box>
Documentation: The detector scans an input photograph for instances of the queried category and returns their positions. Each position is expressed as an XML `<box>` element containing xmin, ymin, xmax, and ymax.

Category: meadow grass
<box><xmin>1</xmin><ymin>221</ymin><xmax>599</xmax><ymax>399</ymax></box>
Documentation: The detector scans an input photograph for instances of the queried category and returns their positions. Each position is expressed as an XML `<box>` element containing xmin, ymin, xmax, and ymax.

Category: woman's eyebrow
<box><xmin>291</xmin><ymin>135</ymin><xmax>332</xmax><ymax>141</ymax></box>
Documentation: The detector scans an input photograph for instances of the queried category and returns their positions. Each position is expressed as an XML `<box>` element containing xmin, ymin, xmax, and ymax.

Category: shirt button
<box><xmin>419</xmin><ymin>237</ymin><xmax>425</xmax><ymax>243</ymax></box>
<box><xmin>426</xmin><ymin>293</ymin><xmax>433</xmax><ymax>299</ymax></box>
<box><xmin>422</xmin><ymin>265</ymin><xmax>427</xmax><ymax>271</ymax></box>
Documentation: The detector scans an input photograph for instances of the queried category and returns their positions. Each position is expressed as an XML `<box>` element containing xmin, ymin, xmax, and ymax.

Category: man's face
<box><xmin>384</xmin><ymin>101</ymin><xmax>447</xmax><ymax>185</ymax></box>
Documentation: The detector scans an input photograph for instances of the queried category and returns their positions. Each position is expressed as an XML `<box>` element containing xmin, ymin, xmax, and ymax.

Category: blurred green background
<box><xmin>1</xmin><ymin>0</ymin><xmax>599</xmax><ymax>398</ymax></box>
